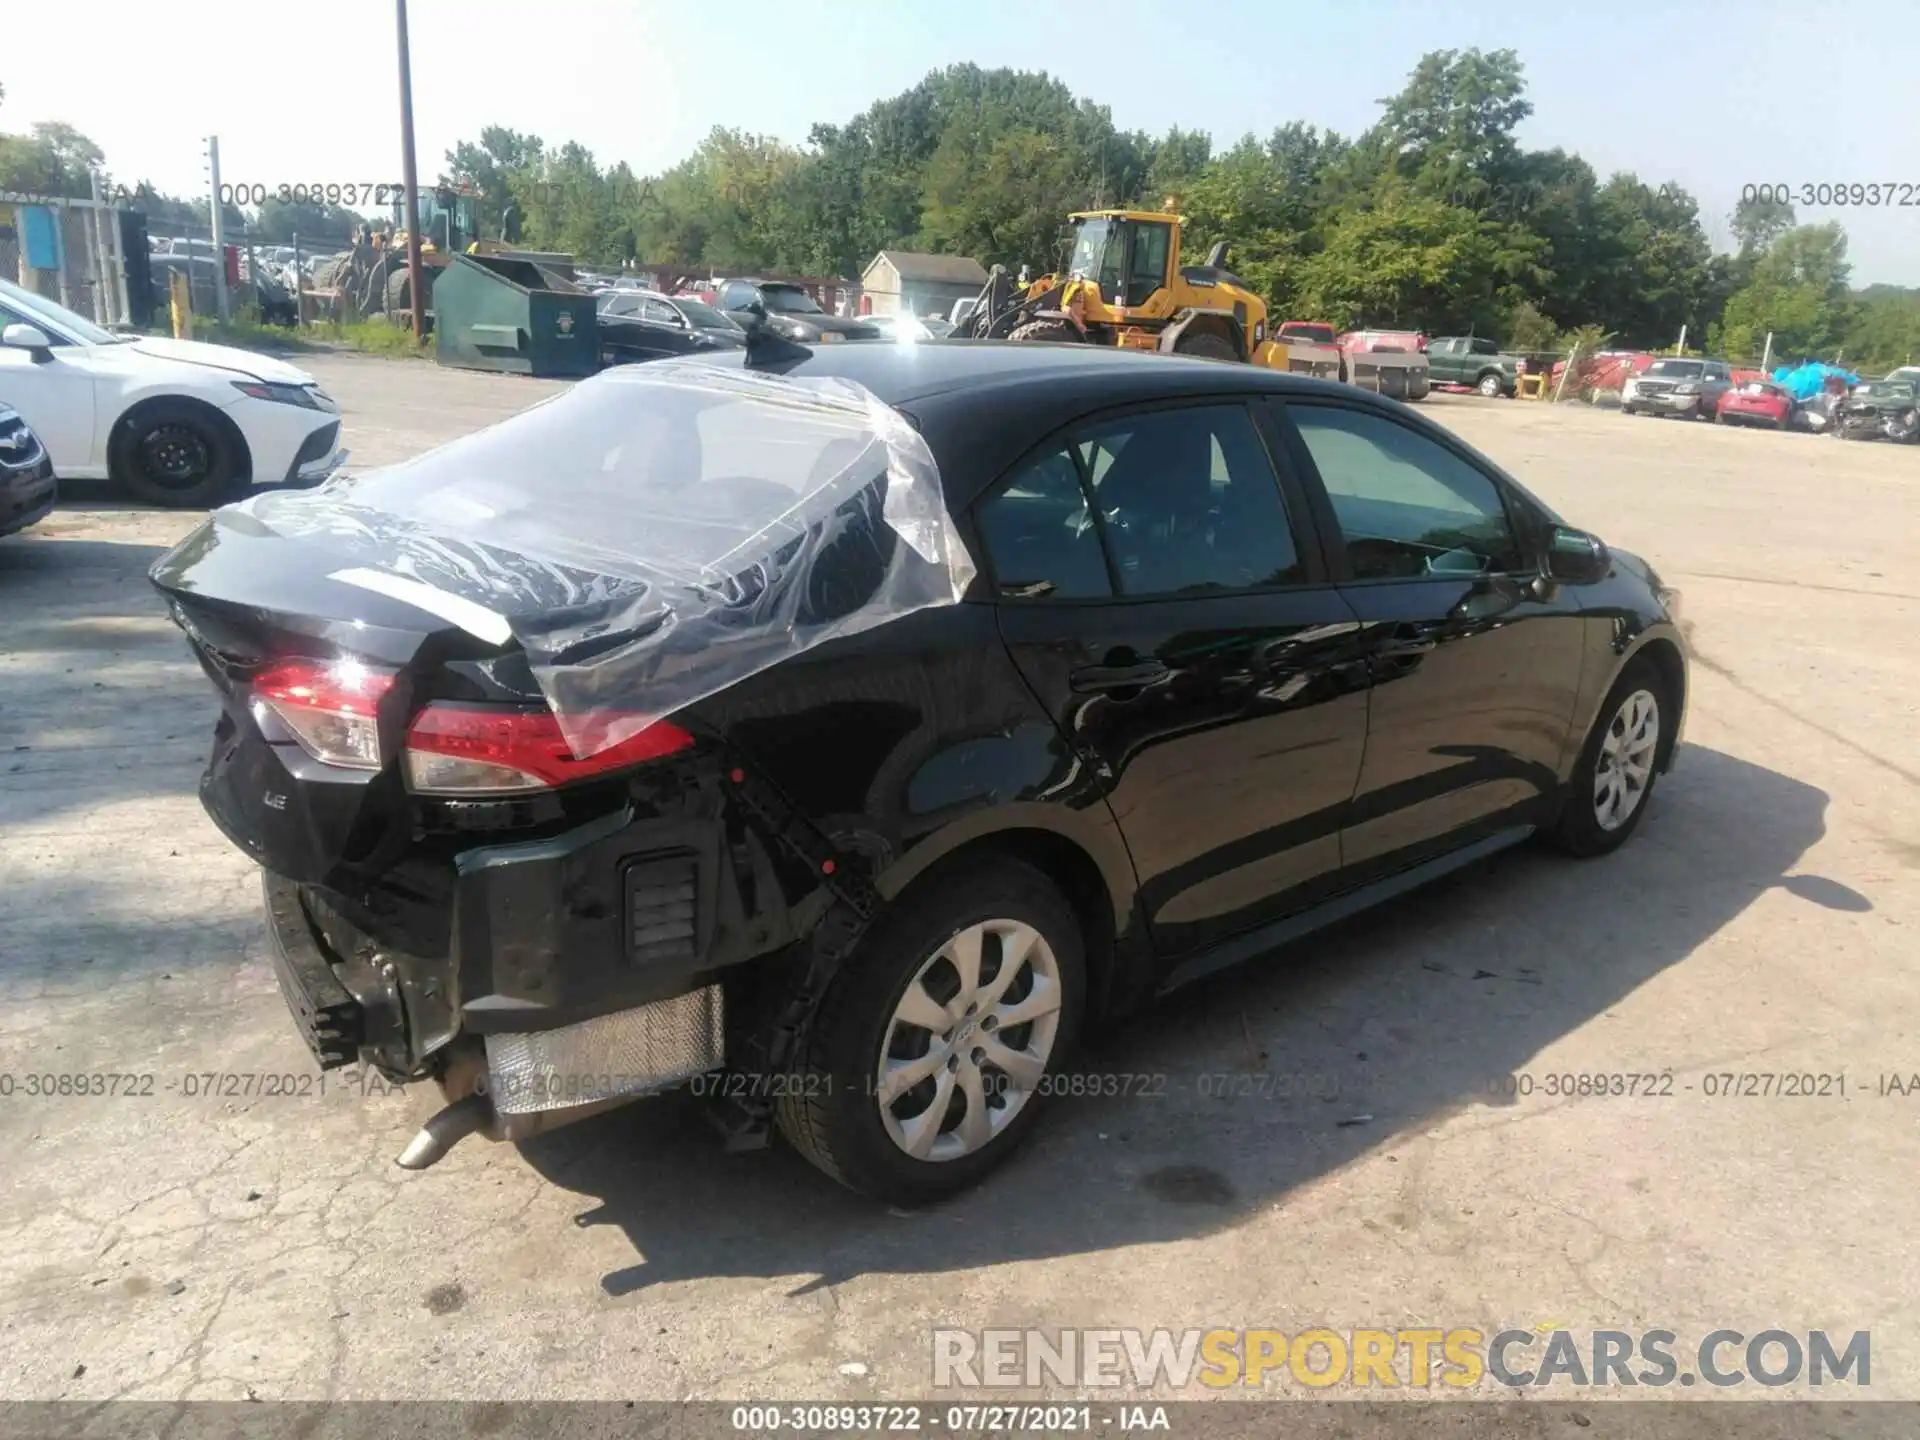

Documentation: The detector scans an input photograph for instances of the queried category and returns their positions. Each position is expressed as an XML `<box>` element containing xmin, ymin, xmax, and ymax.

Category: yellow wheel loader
<box><xmin>959</xmin><ymin>209</ymin><xmax>1298</xmax><ymax>367</ymax></box>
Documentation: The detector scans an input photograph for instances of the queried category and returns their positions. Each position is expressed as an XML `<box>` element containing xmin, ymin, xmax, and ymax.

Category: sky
<box><xmin>7</xmin><ymin>0</ymin><xmax>1917</xmax><ymax>285</ymax></box>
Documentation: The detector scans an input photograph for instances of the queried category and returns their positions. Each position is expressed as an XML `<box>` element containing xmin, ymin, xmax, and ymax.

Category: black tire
<box><xmin>110</xmin><ymin>400</ymin><xmax>245</xmax><ymax>508</ymax></box>
<box><xmin>775</xmin><ymin>856</ymin><xmax>1087</xmax><ymax>1205</ymax></box>
<box><xmin>1477</xmin><ymin>371</ymin><xmax>1504</xmax><ymax>398</ymax></box>
<box><xmin>1007</xmin><ymin>318</ymin><xmax>1083</xmax><ymax>345</ymax></box>
<box><xmin>1544</xmin><ymin>657</ymin><xmax>1672</xmax><ymax>858</ymax></box>
<box><xmin>1175</xmin><ymin>330</ymin><xmax>1239</xmax><ymax>362</ymax></box>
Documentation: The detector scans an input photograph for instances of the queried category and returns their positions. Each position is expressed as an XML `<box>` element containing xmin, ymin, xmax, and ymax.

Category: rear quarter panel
<box><xmin>688</xmin><ymin>603</ymin><xmax>1136</xmax><ymax>924</ymax></box>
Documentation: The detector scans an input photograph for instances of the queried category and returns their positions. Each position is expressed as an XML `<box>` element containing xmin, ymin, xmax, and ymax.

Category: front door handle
<box><xmin>1069</xmin><ymin>660</ymin><xmax>1170</xmax><ymax>693</ymax></box>
<box><xmin>1374</xmin><ymin>622</ymin><xmax>1441</xmax><ymax>658</ymax></box>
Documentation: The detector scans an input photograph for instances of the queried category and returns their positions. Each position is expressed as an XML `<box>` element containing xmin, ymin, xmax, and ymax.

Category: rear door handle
<box><xmin>1069</xmin><ymin>660</ymin><xmax>1170</xmax><ymax>693</ymax></box>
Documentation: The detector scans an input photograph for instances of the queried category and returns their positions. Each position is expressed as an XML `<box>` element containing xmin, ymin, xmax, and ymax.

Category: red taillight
<box><xmin>252</xmin><ymin>658</ymin><xmax>395</xmax><ymax>770</ymax></box>
<box><xmin>403</xmin><ymin>704</ymin><xmax>696</xmax><ymax>795</ymax></box>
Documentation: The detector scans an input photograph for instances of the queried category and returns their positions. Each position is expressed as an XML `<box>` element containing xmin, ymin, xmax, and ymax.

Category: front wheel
<box><xmin>1007</xmin><ymin>318</ymin><xmax>1083</xmax><ymax>345</ymax></box>
<box><xmin>1175</xmin><ymin>330</ymin><xmax>1239</xmax><ymax>362</ymax></box>
<box><xmin>110</xmin><ymin>401</ymin><xmax>245</xmax><ymax>508</ymax></box>
<box><xmin>1545</xmin><ymin>659</ymin><xmax>1669</xmax><ymax>858</ymax></box>
<box><xmin>775</xmin><ymin>857</ymin><xmax>1086</xmax><ymax>1204</ymax></box>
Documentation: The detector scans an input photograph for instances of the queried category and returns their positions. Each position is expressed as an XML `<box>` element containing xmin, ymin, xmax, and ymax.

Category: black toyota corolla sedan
<box><xmin>150</xmin><ymin>343</ymin><xmax>1687</xmax><ymax>1205</ymax></box>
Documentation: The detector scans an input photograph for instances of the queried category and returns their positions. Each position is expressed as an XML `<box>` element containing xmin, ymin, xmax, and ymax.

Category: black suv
<box><xmin>152</xmin><ymin>343</ymin><xmax>1687</xmax><ymax>1205</ymax></box>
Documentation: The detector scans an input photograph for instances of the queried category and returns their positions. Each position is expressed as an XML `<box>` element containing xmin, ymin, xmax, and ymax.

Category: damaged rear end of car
<box><xmin>150</xmin><ymin>363</ymin><xmax>974</xmax><ymax>1168</ymax></box>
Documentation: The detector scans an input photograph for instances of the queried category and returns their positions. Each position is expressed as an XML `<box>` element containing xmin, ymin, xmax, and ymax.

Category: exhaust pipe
<box><xmin>396</xmin><ymin>1092</ymin><xmax>491</xmax><ymax>1170</ymax></box>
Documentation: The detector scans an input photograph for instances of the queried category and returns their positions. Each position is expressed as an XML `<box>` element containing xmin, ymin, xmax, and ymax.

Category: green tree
<box><xmin>0</xmin><ymin>119</ymin><xmax>105</xmax><ymax>195</ymax></box>
<box><xmin>1731</xmin><ymin>190</ymin><xmax>1795</xmax><ymax>254</ymax></box>
<box><xmin>1712</xmin><ymin>222</ymin><xmax>1855</xmax><ymax>363</ymax></box>
<box><xmin>443</xmin><ymin>126</ymin><xmax>545</xmax><ymax>240</ymax></box>
<box><xmin>254</xmin><ymin>197</ymin><xmax>366</xmax><ymax>244</ymax></box>
<box><xmin>1377</xmin><ymin>48</ymin><xmax>1532</xmax><ymax>205</ymax></box>
<box><xmin>1584</xmin><ymin>175</ymin><xmax>1713</xmax><ymax>347</ymax></box>
<box><xmin>1840</xmin><ymin>286</ymin><xmax>1920</xmax><ymax>372</ymax></box>
<box><xmin>1296</xmin><ymin>183</ymin><xmax>1510</xmax><ymax>331</ymax></box>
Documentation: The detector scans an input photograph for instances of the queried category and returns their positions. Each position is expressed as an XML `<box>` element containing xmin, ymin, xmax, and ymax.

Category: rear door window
<box><xmin>1076</xmin><ymin>404</ymin><xmax>1304</xmax><ymax>595</ymax></box>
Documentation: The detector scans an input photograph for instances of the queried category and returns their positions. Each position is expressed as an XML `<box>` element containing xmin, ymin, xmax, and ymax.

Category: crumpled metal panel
<box><xmin>483</xmin><ymin>986</ymin><xmax>724</xmax><ymax>1114</ymax></box>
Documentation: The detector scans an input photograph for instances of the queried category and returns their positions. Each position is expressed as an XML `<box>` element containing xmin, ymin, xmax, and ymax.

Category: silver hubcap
<box><xmin>877</xmin><ymin>919</ymin><xmax>1063</xmax><ymax>1163</ymax></box>
<box><xmin>1594</xmin><ymin>688</ymin><xmax>1660</xmax><ymax>831</ymax></box>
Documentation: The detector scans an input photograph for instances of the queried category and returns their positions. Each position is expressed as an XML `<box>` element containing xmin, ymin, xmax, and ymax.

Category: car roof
<box><xmin>659</xmin><ymin>341</ymin><xmax>1425</xmax><ymax>511</ymax></box>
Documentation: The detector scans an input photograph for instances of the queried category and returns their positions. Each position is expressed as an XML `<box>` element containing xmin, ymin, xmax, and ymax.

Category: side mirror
<box><xmin>3</xmin><ymin>323</ymin><xmax>54</xmax><ymax>360</ymax></box>
<box><xmin>1543</xmin><ymin>526</ymin><xmax>1611</xmax><ymax>585</ymax></box>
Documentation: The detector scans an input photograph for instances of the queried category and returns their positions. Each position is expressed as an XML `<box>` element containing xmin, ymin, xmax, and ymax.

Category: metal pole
<box><xmin>1552</xmin><ymin>344</ymin><xmax>1576</xmax><ymax>403</ymax></box>
<box><xmin>245</xmin><ymin>228</ymin><xmax>259</xmax><ymax>320</ymax></box>
<box><xmin>97</xmin><ymin>173</ymin><xmax>131</xmax><ymax>327</ymax></box>
<box><xmin>396</xmin><ymin>0</ymin><xmax>428</xmax><ymax>343</ymax></box>
<box><xmin>207</xmin><ymin>136</ymin><xmax>231</xmax><ymax>322</ymax></box>
<box><xmin>109</xmin><ymin>206</ymin><xmax>131</xmax><ymax>327</ymax></box>
<box><xmin>53</xmin><ymin>202</ymin><xmax>72</xmax><ymax>309</ymax></box>
<box><xmin>1760</xmin><ymin>331</ymin><xmax>1773</xmax><ymax>375</ymax></box>
<box><xmin>1675</xmin><ymin>323</ymin><xmax>1687</xmax><ymax>356</ymax></box>
<box><xmin>82</xmin><ymin>197</ymin><xmax>107</xmax><ymax>323</ymax></box>
<box><xmin>292</xmin><ymin>232</ymin><xmax>305</xmax><ymax>327</ymax></box>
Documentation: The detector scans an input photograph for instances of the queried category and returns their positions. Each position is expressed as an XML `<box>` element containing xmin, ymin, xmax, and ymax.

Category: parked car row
<box><xmin>1623</xmin><ymin>357</ymin><xmax>1918</xmax><ymax>442</ymax></box>
<box><xmin>593</xmin><ymin>279</ymin><xmax>959</xmax><ymax>365</ymax></box>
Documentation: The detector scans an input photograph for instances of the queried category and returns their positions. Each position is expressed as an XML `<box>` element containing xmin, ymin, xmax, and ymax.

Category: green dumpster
<box><xmin>432</xmin><ymin>253</ymin><xmax>598</xmax><ymax>378</ymax></box>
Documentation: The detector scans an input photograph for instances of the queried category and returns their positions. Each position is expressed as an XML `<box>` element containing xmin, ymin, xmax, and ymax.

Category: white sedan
<box><xmin>0</xmin><ymin>276</ymin><xmax>344</xmax><ymax>507</ymax></box>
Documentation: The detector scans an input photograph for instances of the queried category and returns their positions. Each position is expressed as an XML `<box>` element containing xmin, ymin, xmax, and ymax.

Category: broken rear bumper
<box><xmin>265</xmin><ymin>865</ymin><xmax>730</xmax><ymax>1161</ymax></box>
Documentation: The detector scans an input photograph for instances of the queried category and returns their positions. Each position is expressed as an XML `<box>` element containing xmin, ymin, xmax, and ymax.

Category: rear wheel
<box><xmin>1007</xmin><ymin>318</ymin><xmax>1083</xmax><ymax>345</ymax></box>
<box><xmin>1545</xmin><ymin>658</ymin><xmax>1670</xmax><ymax>858</ymax></box>
<box><xmin>1175</xmin><ymin>330</ymin><xmax>1239</xmax><ymax>362</ymax></box>
<box><xmin>775</xmin><ymin>857</ymin><xmax>1085</xmax><ymax>1205</ymax></box>
<box><xmin>110</xmin><ymin>400</ymin><xmax>245</xmax><ymax>508</ymax></box>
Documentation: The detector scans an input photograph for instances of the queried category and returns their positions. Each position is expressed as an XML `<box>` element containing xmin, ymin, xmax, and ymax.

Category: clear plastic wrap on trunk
<box><xmin>218</xmin><ymin>364</ymin><xmax>976</xmax><ymax>756</ymax></box>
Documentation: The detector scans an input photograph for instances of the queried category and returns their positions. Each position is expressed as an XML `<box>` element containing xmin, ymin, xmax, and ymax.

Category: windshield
<box><xmin>673</xmin><ymin>298</ymin><xmax>739</xmax><ymax>330</ymax></box>
<box><xmin>1646</xmin><ymin>359</ymin><xmax>1704</xmax><ymax>378</ymax></box>
<box><xmin>1064</xmin><ymin>220</ymin><xmax>1126</xmax><ymax>293</ymax></box>
<box><xmin>0</xmin><ymin>275</ymin><xmax>122</xmax><ymax>345</ymax></box>
<box><xmin>762</xmin><ymin>286</ymin><xmax>823</xmax><ymax>315</ymax></box>
<box><xmin>1857</xmin><ymin>382</ymin><xmax>1914</xmax><ymax>400</ymax></box>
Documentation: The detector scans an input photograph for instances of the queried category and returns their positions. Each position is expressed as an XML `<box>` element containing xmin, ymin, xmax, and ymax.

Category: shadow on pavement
<box><xmin>0</xmin><ymin>534</ymin><xmax>211</xmax><ymax>834</ymax></box>
<box><xmin>520</xmin><ymin>743</ymin><xmax>1860</xmax><ymax>1293</ymax></box>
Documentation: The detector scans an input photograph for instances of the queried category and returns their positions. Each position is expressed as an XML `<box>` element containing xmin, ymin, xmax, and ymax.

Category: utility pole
<box><xmin>395</xmin><ymin>0</ymin><xmax>428</xmax><ymax>343</ymax></box>
<box><xmin>206</xmin><ymin>136</ymin><xmax>231</xmax><ymax>322</ymax></box>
